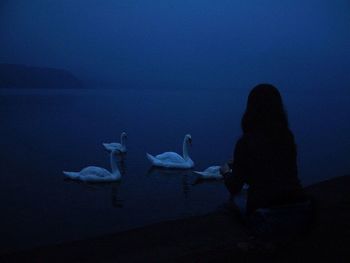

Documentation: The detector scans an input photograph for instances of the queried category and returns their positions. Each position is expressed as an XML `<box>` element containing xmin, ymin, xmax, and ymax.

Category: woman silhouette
<box><xmin>221</xmin><ymin>84</ymin><xmax>310</xmax><ymax>247</ymax></box>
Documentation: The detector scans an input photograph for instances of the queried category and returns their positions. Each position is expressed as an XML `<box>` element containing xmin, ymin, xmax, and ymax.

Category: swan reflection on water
<box><xmin>63</xmin><ymin>179</ymin><xmax>124</xmax><ymax>208</ymax></box>
<box><xmin>146</xmin><ymin>167</ymin><xmax>193</xmax><ymax>199</ymax></box>
<box><xmin>111</xmin><ymin>183</ymin><xmax>123</xmax><ymax>208</ymax></box>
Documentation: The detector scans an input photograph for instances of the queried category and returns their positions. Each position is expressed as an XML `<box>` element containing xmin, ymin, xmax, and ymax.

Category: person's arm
<box><xmin>222</xmin><ymin>138</ymin><xmax>247</xmax><ymax>195</ymax></box>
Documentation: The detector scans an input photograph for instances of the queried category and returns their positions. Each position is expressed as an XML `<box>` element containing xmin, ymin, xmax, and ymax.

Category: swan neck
<box><xmin>110</xmin><ymin>151</ymin><xmax>119</xmax><ymax>175</ymax></box>
<box><xmin>121</xmin><ymin>134</ymin><xmax>126</xmax><ymax>148</ymax></box>
<box><xmin>182</xmin><ymin>138</ymin><xmax>190</xmax><ymax>160</ymax></box>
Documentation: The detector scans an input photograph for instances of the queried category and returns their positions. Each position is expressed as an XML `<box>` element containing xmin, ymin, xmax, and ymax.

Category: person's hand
<box><xmin>220</xmin><ymin>163</ymin><xmax>231</xmax><ymax>179</ymax></box>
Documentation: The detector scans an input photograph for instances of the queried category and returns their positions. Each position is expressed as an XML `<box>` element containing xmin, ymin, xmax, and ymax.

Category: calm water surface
<box><xmin>0</xmin><ymin>88</ymin><xmax>349</xmax><ymax>253</ymax></box>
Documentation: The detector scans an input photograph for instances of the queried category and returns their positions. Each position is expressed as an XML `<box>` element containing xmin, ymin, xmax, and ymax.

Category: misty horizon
<box><xmin>1</xmin><ymin>0</ymin><xmax>350</xmax><ymax>91</ymax></box>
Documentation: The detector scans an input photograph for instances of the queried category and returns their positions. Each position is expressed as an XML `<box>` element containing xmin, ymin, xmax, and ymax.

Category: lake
<box><xmin>1</xmin><ymin>88</ymin><xmax>349</xmax><ymax>253</ymax></box>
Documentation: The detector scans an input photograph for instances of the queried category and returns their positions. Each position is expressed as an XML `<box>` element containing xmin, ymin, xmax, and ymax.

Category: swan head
<box><xmin>185</xmin><ymin>134</ymin><xmax>192</xmax><ymax>145</ymax></box>
<box><xmin>121</xmin><ymin>132</ymin><xmax>127</xmax><ymax>139</ymax></box>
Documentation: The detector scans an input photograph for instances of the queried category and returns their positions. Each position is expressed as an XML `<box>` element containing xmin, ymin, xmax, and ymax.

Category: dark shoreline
<box><xmin>2</xmin><ymin>175</ymin><xmax>350</xmax><ymax>262</ymax></box>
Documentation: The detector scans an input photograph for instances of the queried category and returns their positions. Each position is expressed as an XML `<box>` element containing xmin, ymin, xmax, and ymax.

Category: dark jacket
<box><xmin>225</xmin><ymin>131</ymin><xmax>306</xmax><ymax>215</ymax></box>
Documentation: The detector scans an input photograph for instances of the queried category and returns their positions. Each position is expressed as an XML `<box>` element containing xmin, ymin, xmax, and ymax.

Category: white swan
<box><xmin>63</xmin><ymin>149</ymin><xmax>121</xmax><ymax>182</ymax></box>
<box><xmin>103</xmin><ymin>132</ymin><xmax>127</xmax><ymax>153</ymax></box>
<box><xmin>146</xmin><ymin>134</ymin><xmax>194</xmax><ymax>169</ymax></box>
<box><xmin>193</xmin><ymin>165</ymin><xmax>250</xmax><ymax>191</ymax></box>
<box><xmin>193</xmin><ymin>165</ymin><xmax>222</xmax><ymax>179</ymax></box>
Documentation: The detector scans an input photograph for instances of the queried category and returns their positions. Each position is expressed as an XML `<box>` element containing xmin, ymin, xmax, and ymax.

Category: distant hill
<box><xmin>0</xmin><ymin>63</ymin><xmax>83</xmax><ymax>89</ymax></box>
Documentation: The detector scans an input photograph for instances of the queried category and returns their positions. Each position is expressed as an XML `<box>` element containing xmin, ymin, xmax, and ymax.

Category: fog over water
<box><xmin>0</xmin><ymin>0</ymin><xmax>350</xmax><ymax>254</ymax></box>
<box><xmin>1</xmin><ymin>0</ymin><xmax>350</xmax><ymax>91</ymax></box>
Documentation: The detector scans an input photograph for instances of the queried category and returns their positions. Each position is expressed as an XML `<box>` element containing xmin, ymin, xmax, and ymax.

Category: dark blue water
<box><xmin>1</xmin><ymin>88</ymin><xmax>349</xmax><ymax>253</ymax></box>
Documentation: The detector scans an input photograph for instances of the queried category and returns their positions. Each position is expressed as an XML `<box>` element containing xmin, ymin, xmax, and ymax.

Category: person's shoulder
<box><xmin>285</xmin><ymin>129</ymin><xmax>295</xmax><ymax>140</ymax></box>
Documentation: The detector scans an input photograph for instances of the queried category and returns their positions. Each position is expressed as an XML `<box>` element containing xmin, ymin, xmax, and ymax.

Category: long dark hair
<box><xmin>241</xmin><ymin>84</ymin><xmax>289</xmax><ymax>134</ymax></box>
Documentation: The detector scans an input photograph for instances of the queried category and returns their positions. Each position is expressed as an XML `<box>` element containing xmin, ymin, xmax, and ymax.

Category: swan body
<box><xmin>194</xmin><ymin>165</ymin><xmax>250</xmax><ymax>191</ymax></box>
<box><xmin>146</xmin><ymin>134</ymin><xmax>194</xmax><ymax>169</ymax></box>
<box><xmin>103</xmin><ymin>132</ymin><xmax>127</xmax><ymax>153</ymax></box>
<box><xmin>63</xmin><ymin>150</ymin><xmax>121</xmax><ymax>182</ymax></box>
<box><xmin>193</xmin><ymin>165</ymin><xmax>222</xmax><ymax>179</ymax></box>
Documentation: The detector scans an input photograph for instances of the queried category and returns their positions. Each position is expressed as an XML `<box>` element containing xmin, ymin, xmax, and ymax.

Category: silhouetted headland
<box><xmin>1</xmin><ymin>174</ymin><xmax>349</xmax><ymax>262</ymax></box>
<box><xmin>0</xmin><ymin>63</ymin><xmax>82</xmax><ymax>89</ymax></box>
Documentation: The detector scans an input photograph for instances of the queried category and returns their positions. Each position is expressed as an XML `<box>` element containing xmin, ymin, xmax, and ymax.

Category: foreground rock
<box><xmin>1</xmin><ymin>175</ymin><xmax>350</xmax><ymax>262</ymax></box>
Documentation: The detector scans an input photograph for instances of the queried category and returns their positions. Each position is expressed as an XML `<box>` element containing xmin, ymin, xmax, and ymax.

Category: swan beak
<box><xmin>188</xmin><ymin>138</ymin><xmax>192</xmax><ymax>145</ymax></box>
